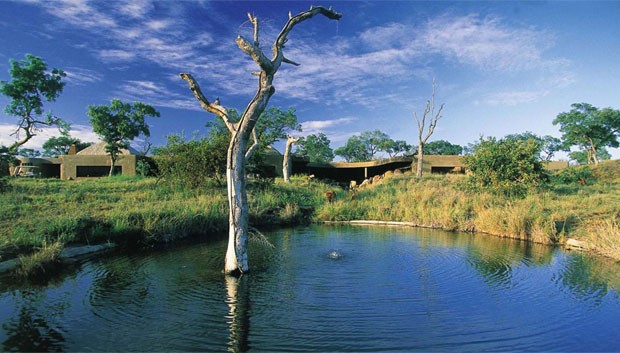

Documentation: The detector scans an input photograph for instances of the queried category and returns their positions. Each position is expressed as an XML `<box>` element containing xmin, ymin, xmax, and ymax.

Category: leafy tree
<box><xmin>359</xmin><ymin>130</ymin><xmax>390</xmax><ymax>159</ymax></box>
<box><xmin>569</xmin><ymin>148</ymin><xmax>611</xmax><ymax>165</ymax></box>
<box><xmin>42</xmin><ymin>127</ymin><xmax>93</xmax><ymax>156</ymax></box>
<box><xmin>380</xmin><ymin>138</ymin><xmax>411</xmax><ymax>158</ymax></box>
<box><xmin>334</xmin><ymin>130</ymin><xmax>394</xmax><ymax>162</ymax></box>
<box><xmin>88</xmin><ymin>99</ymin><xmax>159</xmax><ymax>176</ymax></box>
<box><xmin>0</xmin><ymin>145</ymin><xmax>17</xmax><ymax>176</ymax></box>
<box><xmin>296</xmin><ymin>132</ymin><xmax>334</xmax><ymax>163</ymax></box>
<box><xmin>334</xmin><ymin>135</ymin><xmax>371</xmax><ymax>162</ymax></box>
<box><xmin>42</xmin><ymin>136</ymin><xmax>92</xmax><ymax>156</ymax></box>
<box><xmin>540</xmin><ymin>135</ymin><xmax>565</xmax><ymax>161</ymax></box>
<box><xmin>463</xmin><ymin>136</ymin><xmax>547</xmax><ymax>196</ymax></box>
<box><xmin>553</xmin><ymin>103</ymin><xmax>620</xmax><ymax>164</ymax></box>
<box><xmin>0</xmin><ymin>54</ymin><xmax>66</xmax><ymax>154</ymax></box>
<box><xmin>154</xmin><ymin>132</ymin><xmax>228</xmax><ymax>187</ymax></box>
<box><xmin>504</xmin><ymin>132</ymin><xmax>567</xmax><ymax>161</ymax></box>
<box><xmin>17</xmin><ymin>148</ymin><xmax>41</xmax><ymax>157</ymax></box>
<box><xmin>423</xmin><ymin>140</ymin><xmax>463</xmax><ymax>155</ymax></box>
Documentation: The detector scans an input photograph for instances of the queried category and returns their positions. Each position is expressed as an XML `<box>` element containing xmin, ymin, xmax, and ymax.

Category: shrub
<box><xmin>552</xmin><ymin>165</ymin><xmax>593</xmax><ymax>185</ymax></box>
<box><xmin>153</xmin><ymin>133</ymin><xmax>227</xmax><ymax>188</ymax></box>
<box><xmin>463</xmin><ymin>136</ymin><xmax>548</xmax><ymax>196</ymax></box>
<box><xmin>0</xmin><ymin>177</ymin><xmax>10</xmax><ymax>193</ymax></box>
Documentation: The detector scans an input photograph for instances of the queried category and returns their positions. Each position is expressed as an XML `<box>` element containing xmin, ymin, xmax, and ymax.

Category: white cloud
<box><xmin>0</xmin><ymin>123</ymin><xmax>99</xmax><ymax>149</ymax></box>
<box><xmin>114</xmin><ymin>80</ymin><xmax>201</xmax><ymax>111</ymax></box>
<box><xmin>64</xmin><ymin>67</ymin><xmax>103</xmax><ymax>85</ymax></box>
<box><xmin>97</xmin><ymin>49</ymin><xmax>136</xmax><ymax>63</ymax></box>
<box><xmin>419</xmin><ymin>14</ymin><xmax>553</xmax><ymax>72</ymax></box>
<box><xmin>483</xmin><ymin>90</ymin><xmax>549</xmax><ymax>106</ymax></box>
<box><xmin>302</xmin><ymin>117</ymin><xmax>356</xmax><ymax>133</ymax></box>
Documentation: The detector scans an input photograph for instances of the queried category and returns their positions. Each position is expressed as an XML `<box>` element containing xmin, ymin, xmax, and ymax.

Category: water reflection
<box><xmin>2</xmin><ymin>226</ymin><xmax>620</xmax><ymax>352</ymax></box>
<box><xmin>2</xmin><ymin>291</ymin><xmax>66</xmax><ymax>352</ymax></box>
<box><xmin>225</xmin><ymin>275</ymin><xmax>250</xmax><ymax>353</ymax></box>
<box><xmin>557</xmin><ymin>254</ymin><xmax>614</xmax><ymax>305</ymax></box>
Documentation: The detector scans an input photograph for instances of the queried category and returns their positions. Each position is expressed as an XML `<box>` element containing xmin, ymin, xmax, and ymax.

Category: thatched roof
<box><xmin>77</xmin><ymin>142</ymin><xmax>139</xmax><ymax>156</ymax></box>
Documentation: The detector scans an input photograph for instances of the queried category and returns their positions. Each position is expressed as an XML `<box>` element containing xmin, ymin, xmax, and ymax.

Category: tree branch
<box><xmin>179</xmin><ymin>73</ymin><xmax>237</xmax><ymax>132</ymax></box>
<box><xmin>272</xmin><ymin>5</ymin><xmax>342</xmax><ymax>69</ymax></box>
<box><xmin>236</xmin><ymin>35</ymin><xmax>273</xmax><ymax>73</ymax></box>
<box><xmin>245</xmin><ymin>128</ymin><xmax>259</xmax><ymax>161</ymax></box>
<box><xmin>248</xmin><ymin>13</ymin><xmax>259</xmax><ymax>47</ymax></box>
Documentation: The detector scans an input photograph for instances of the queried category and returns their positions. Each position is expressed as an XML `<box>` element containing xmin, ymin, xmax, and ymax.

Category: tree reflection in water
<box><xmin>225</xmin><ymin>275</ymin><xmax>251</xmax><ymax>353</ymax></box>
<box><xmin>2</xmin><ymin>291</ymin><xmax>65</xmax><ymax>352</ymax></box>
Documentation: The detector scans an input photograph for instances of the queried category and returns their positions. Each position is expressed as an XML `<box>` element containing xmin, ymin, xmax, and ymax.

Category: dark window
<box><xmin>77</xmin><ymin>166</ymin><xmax>122</xmax><ymax>177</ymax></box>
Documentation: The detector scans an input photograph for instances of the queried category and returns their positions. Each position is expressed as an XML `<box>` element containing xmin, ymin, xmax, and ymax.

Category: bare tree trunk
<box><xmin>109</xmin><ymin>156</ymin><xmax>116</xmax><ymax>176</ymax></box>
<box><xmin>283</xmin><ymin>136</ymin><xmax>299</xmax><ymax>183</ymax></box>
<box><xmin>416</xmin><ymin>143</ymin><xmax>424</xmax><ymax>178</ymax></box>
<box><xmin>587</xmin><ymin>137</ymin><xmax>599</xmax><ymax>165</ymax></box>
<box><xmin>414</xmin><ymin>80</ymin><xmax>444</xmax><ymax>178</ymax></box>
<box><xmin>225</xmin><ymin>137</ymin><xmax>250</xmax><ymax>273</ymax></box>
<box><xmin>181</xmin><ymin>6</ymin><xmax>342</xmax><ymax>275</ymax></box>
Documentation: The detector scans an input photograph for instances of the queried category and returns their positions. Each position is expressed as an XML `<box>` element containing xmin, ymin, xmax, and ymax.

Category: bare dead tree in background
<box><xmin>414</xmin><ymin>80</ymin><xmax>444</xmax><ymax>178</ymax></box>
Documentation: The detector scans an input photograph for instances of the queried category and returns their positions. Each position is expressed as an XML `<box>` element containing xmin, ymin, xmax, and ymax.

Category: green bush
<box><xmin>0</xmin><ymin>177</ymin><xmax>10</xmax><ymax>193</ymax></box>
<box><xmin>552</xmin><ymin>165</ymin><xmax>593</xmax><ymax>185</ymax></box>
<box><xmin>153</xmin><ymin>133</ymin><xmax>227</xmax><ymax>188</ymax></box>
<box><xmin>463</xmin><ymin>136</ymin><xmax>548</xmax><ymax>197</ymax></box>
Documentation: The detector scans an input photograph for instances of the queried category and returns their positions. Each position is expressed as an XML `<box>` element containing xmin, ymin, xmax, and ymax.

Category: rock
<box><xmin>0</xmin><ymin>258</ymin><xmax>19</xmax><ymax>274</ymax></box>
<box><xmin>565</xmin><ymin>238</ymin><xmax>589</xmax><ymax>251</ymax></box>
<box><xmin>359</xmin><ymin>179</ymin><xmax>371</xmax><ymax>188</ymax></box>
<box><xmin>349</xmin><ymin>180</ymin><xmax>357</xmax><ymax>189</ymax></box>
<box><xmin>372</xmin><ymin>175</ymin><xmax>382</xmax><ymax>184</ymax></box>
<box><xmin>60</xmin><ymin>243</ymin><xmax>117</xmax><ymax>260</ymax></box>
<box><xmin>394</xmin><ymin>169</ymin><xmax>403</xmax><ymax>176</ymax></box>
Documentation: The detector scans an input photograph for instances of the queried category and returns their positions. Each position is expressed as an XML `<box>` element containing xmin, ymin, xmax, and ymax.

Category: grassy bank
<box><xmin>1</xmin><ymin>160</ymin><xmax>619</xmax><ymax>276</ymax></box>
<box><xmin>316</xmin><ymin>160</ymin><xmax>620</xmax><ymax>259</ymax></box>
<box><xmin>0</xmin><ymin>175</ymin><xmax>331</xmax><ymax>275</ymax></box>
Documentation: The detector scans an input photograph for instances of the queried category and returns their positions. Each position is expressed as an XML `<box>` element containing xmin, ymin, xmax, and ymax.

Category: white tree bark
<box><xmin>181</xmin><ymin>6</ymin><xmax>342</xmax><ymax>275</ymax></box>
<box><xmin>283</xmin><ymin>136</ymin><xmax>299</xmax><ymax>183</ymax></box>
<box><xmin>414</xmin><ymin>80</ymin><xmax>444</xmax><ymax>178</ymax></box>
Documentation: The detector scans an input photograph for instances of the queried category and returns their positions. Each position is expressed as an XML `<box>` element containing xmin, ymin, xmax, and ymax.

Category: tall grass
<box><xmin>0</xmin><ymin>174</ymin><xmax>331</xmax><ymax>275</ymax></box>
<box><xmin>315</xmin><ymin>161</ymin><xmax>620</xmax><ymax>252</ymax></box>
<box><xmin>2</xmin><ymin>160</ymin><xmax>619</xmax><ymax>275</ymax></box>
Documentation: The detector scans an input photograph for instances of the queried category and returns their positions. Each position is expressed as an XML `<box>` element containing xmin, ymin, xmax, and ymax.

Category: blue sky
<box><xmin>1</xmin><ymin>0</ymin><xmax>619</xmax><ymax>159</ymax></box>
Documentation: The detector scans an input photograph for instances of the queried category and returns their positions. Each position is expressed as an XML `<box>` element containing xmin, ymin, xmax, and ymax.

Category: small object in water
<box><xmin>328</xmin><ymin>250</ymin><xmax>343</xmax><ymax>259</ymax></box>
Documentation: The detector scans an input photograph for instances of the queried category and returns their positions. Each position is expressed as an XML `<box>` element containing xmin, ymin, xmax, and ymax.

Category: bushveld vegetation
<box><xmin>319</xmin><ymin>160</ymin><xmax>620</xmax><ymax>257</ymax></box>
<box><xmin>1</xmin><ymin>159</ymin><xmax>619</xmax><ymax>277</ymax></box>
<box><xmin>0</xmin><ymin>175</ymin><xmax>333</xmax><ymax>275</ymax></box>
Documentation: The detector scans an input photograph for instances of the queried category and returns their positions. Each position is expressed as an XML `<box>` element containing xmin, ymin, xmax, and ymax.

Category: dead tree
<box><xmin>283</xmin><ymin>135</ymin><xmax>300</xmax><ymax>183</ymax></box>
<box><xmin>181</xmin><ymin>6</ymin><xmax>342</xmax><ymax>275</ymax></box>
<box><xmin>414</xmin><ymin>80</ymin><xmax>444</xmax><ymax>178</ymax></box>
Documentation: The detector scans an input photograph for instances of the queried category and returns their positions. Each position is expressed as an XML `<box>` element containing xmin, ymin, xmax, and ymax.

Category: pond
<box><xmin>2</xmin><ymin>225</ymin><xmax>620</xmax><ymax>352</ymax></box>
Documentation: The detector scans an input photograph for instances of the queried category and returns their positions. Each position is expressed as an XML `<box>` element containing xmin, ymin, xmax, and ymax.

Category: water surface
<box><xmin>2</xmin><ymin>225</ymin><xmax>620</xmax><ymax>352</ymax></box>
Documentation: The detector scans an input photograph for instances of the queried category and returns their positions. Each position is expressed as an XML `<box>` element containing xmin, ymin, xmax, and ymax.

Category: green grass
<box><xmin>0</xmin><ymin>174</ymin><xmax>332</xmax><ymax>271</ymax></box>
<box><xmin>2</xmin><ymin>161</ymin><xmax>620</xmax><ymax>276</ymax></box>
<box><xmin>314</xmin><ymin>161</ymin><xmax>620</xmax><ymax>258</ymax></box>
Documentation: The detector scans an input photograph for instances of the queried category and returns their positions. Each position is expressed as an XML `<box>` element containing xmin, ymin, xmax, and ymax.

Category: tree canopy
<box><xmin>41</xmin><ymin>126</ymin><xmax>93</xmax><ymax>157</ymax></box>
<box><xmin>503</xmin><ymin>132</ymin><xmax>567</xmax><ymax>161</ymax></box>
<box><xmin>553</xmin><ymin>103</ymin><xmax>620</xmax><ymax>164</ymax></box>
<box><xmin>296</xmin><ymin>133</ymin><xmax>334</xmax><ymax>163</ymax></box>
<box><xmin>422</xmin><ymin>140</ymin><xmax>463</xmax><ymax>155</ymax></box>
<box><xmin>88</xmin><ymin>99</ymin><xmax>159</xmax><ymax>176</ymax></box>
<box><xmin>463</xmin><ymin>136</ymin><xmax>547</xmax><ymax>196</ymax></box>
<box><xmin>154</xmin><ymin>132</ymin><xmax>228</xmax><ymax>187</ymax></box>
<box><xmin>0</xmin><ymin>54</ymin><xmax>66</xmax><ymax>153</ymax></box>
<box><xmin>334</xmin><ymin>135</ymin><xmax>371</xmax><ymax>162</ymax></box>
<box><xmin>334</xmin><ymin>130</ymin><xmax>404</xmax><ymax>162</ymax></box>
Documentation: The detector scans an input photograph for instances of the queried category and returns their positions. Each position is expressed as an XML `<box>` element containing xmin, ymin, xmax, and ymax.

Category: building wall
<box><xmin>59</xmin><ymin>155</ymin><xmax>137</xmax><ymax>179</ymax></box>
